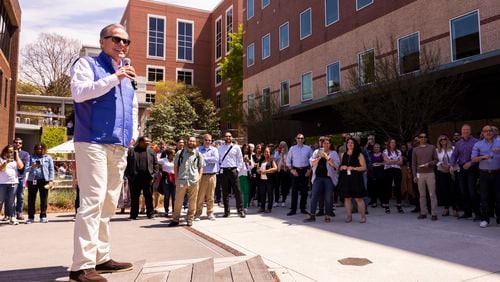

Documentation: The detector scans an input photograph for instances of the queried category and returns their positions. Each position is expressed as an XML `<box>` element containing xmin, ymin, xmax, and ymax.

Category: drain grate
<box><xmin>338</xmin><ymin>257</ymin><xmax>372</xmax><ymax>266</ymax></box>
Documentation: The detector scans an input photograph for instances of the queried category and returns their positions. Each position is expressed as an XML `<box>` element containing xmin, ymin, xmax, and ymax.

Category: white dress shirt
<box><xmin>218</xmin><ymin>143</ymin><xmax>243</xmax><ymax>170</ymax></box>
<box><xmin>70</xmin><ymin>57</ymin><xmax>139</xmax><ymax>141</ymax></box>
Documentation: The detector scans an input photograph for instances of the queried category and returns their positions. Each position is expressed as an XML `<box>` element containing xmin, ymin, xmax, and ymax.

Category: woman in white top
<box><xmin>257</xmin><ymin>147</ymin><xmax>277</xmax><ymax>213</ymax></box>
<box><xmin>159</xmin><ymin>148</ymin><xmax>176</xmax><ymax>217</ymax></box>
<box><xmin>382</xmin><ymin>139</ymin><xmax>404</xmax><ymax>214</ymax></box>
<box><xmin>276</xmin><ymin>141</ymin><xmax>290</xmax><ymax>207</ymax></box>
<box><xmin>0</xmin><ymin>145</ymin><xmax>24</xmax><ymax>225</ymax></box>
<box><xmin>239</xmin><ymin>144</ymin><xmax>253</xmax><ymax>212</ymax></box>
<box><xmin>435</xmin><ymin>135</ymin><xmax>457</xmax><ymax>217</ymax></box>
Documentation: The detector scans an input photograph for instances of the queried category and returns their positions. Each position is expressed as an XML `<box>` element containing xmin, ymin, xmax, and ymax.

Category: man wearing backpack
<box><xmin>169</xmin><ymin>137</ymin><xmax>205</xmax><ymax>227</ymax></box>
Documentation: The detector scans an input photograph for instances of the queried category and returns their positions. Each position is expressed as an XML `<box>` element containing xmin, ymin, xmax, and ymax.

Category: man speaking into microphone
<box><xmin>69</xmin><ymin>23</ymin><xmax>138</xmax><ymax>282</ymax></box>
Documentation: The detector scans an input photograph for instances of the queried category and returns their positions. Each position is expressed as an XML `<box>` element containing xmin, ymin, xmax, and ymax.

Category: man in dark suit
<box><xmin>125</xmin><ymin>136</ymin><xmax>158</xmax><ymax>219</ymax></box>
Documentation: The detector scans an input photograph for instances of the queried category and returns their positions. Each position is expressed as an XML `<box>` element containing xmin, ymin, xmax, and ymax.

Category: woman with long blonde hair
<box><xmin>435</xmin><ymin>134</ymin><xmax>458</xmax><ymax>217</ymax></box>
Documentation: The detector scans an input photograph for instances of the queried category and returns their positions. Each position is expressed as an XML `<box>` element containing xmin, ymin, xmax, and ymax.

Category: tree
<box><xmin>21</xmin><ymin>33</ymin><xmax>80</xmax><ymax>97</ymax></box>
<box><xmin>332</xmin><ymin>41</ymin><xmax>465</xmax><ymax>142</ymax></box>
<box><xmin>218</xmin><ymin>24</ymin><xmax>244</xmax><ymax>124</ymax></box>
<box><xmin>17</xmin><ymin>81</ymin><xmax>41</xmax><ymax>95</ymax></box>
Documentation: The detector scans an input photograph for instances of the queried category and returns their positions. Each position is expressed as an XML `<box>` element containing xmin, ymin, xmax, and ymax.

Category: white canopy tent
<box><xmin>47</xmin><ymin>139</ymin><xmax>74</xmax><ymax>154</ymax></box>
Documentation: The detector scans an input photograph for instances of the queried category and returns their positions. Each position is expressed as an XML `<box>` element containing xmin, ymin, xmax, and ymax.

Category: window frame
<box><xmin>215</xmin><ymin>15</ymin><xmax>223</xmax><ymax>62</ymax></box>
<box><xmin>262</xmin><ymin>33</ymin><xmax>271</xmax><ymax>60</ymax></box>
<box><xmin>216</xmin><ymin>91</ymin><xmax>221</xmax><ymax>109</ymax></box>
<box><xmin>247</xmin><ymin>0</ymin><xmax>254</xmax><ymax>20</ymax></box>
<box><xmin>176</xmin><ymin>19</ymin><xmax>195</xmax><ymax>63</ymax></box>
<box><xmin>280</xmin><ymin>80</ymin><xmax>290</xmax><ymax>107</ymax></box>
<box><xmin>261</xmin><ymin>87</ymin><xmax>271</xmax><ymax>111</ymax></box>
<box><xmin>247</xmin><ymin>43</ymin><xmax>255</xmax><ymax>67</ymax></box>
<box><xmin>356</xmin><ymin>0</ymin><xmax>374</xmax><ymax>11</ymax></box>
<box><xmin>326</xmin><ymin>61</ymin><xmax>341</xmax><ymax>95</ymax></box>
<box><xmin>324</xmin><ymin>0</ymin><xmax>340</xmax><ymax>27</ymax></box>
<box><xmin>300</xmin><ymin>8</ymin><xmax>313</xmax><ymax>40</ymax></box>
<box><xmin>449</xmin><ymin>10</ymin><xmax>481</xmax><ymax>62</ymax></box>
<box><xmin>176</xmin><ymin>68</ymin><xmax>194</xmax><ymax>86</ymax></box>
<box><xmin>247</xmin><ymin>93</ymin><xmax>255</xmax><ymax>114</ymax></box>
<box><xmin>146</xmin><ymin>65</ymin><xmax>165</xmax><ymax>84</ymax></box>
<box><xmin>301</xmin><ymin>71</ymin><xmax>313</xmax><ymax>102</ymax></box>
<box><xmin>262</xmin><ymin>0</ymin><xmax>270</xmax><ymax>9</ymax></box>
<box><xmin>226</xmin><ymin>5</ymin><xmax>234</xmax><ymax>54</ymax></box>
<box><xmin>357</xmin><ymin>48</ymin><xmax>375</xmax><ymax>85</ymax></box>
<box><xmin>215</xmin><ymin>66</ymin><xmax>222</xmax><ymax>87</ymax></box>
<box><xmin>145</xmin><ymin>91</ymin><xmax>156</xmax><ymax>104</ymax></box>
<box><xmin>397</xmin><ymin>31</ymin><xmax>421</xmax><ymax>75</ymax></box>
<box><xmin>279</xmin><ymin>22</ymin><xmax>289</xmax><ymax>50</ymax></box>
<box><xmin>146</xmin><ymin>14</ymin><xmax>166</xmax><ymax>60</ymax></box>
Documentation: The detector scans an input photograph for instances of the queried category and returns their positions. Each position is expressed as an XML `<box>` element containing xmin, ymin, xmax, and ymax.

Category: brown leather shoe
<box><xmin>95</xmin><ymin>259</ymin><xmax>133</xmax><ymax>273</ymax></box>
<box><xmin>69</xmin><ymin>268</ymin><xmax>107</xmax><ymax>282</ymax></box>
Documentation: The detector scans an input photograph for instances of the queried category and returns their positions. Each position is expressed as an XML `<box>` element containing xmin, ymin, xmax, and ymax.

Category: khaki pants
<box><xmin>173</xmin><ymin>182</ymin><xmax>199</xmax><ymax>223</ymax></box>
<box><xmin>72</xmin><ymin>143</ymin><xmax>128</xmax><ymax>271</ymax></box>
<box><xmin>195</xmin><ymin>174</ymin><xmax>216</xmax><ymax>217</ymax></box>
<box><xmin>417</xmin><ymin>172</ymin><xmax>438</xmax><ymax>216</ymax></box>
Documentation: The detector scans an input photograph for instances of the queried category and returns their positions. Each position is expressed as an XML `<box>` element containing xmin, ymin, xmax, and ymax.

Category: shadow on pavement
<box><xmin>0</xmin><ymin>265</ymin><xmax>68</xmax><ymax>282</ymax></box>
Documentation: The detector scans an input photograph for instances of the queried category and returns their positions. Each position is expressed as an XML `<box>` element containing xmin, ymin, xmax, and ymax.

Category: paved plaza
<box><xmin>1</xmin><ymin>200</ymin><xmax>500</xmax><ymax>281</ymax></box>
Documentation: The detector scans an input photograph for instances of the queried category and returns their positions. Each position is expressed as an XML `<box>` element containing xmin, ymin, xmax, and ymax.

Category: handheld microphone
<box><xmin>123</xmin><ymin>58</ymin><xmax>138</xmax><ymax>90</ymax></box>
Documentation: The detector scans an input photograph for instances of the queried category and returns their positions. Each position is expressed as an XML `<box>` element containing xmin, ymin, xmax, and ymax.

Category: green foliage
<box><xmin>148</xmin><ymin>82</ymin><xmax>220</xmax><ymax>143</ymax></box>
<box><xmin>41</xmin><ymin>127</ymin><xmax>67</xmax><ymax>150</ymax></box>
<box><xmin>23</xmin><ymin>189</ymin><xmax>76</xmax><ymax>212</ymax></box>
<box><xmin>17</xmin><ymin>81</ymin><xmax>41</xmax><ymax>95</ymax></box>
<box><xmin>218</xmin><ymin>24</ymin><xmax>244</xmax><ymax>124</ymax></box>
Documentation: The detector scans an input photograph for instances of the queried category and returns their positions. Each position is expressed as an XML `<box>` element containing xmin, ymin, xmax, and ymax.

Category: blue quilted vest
<box><xmin>73</xmin><ymin>52</ymin><xmax>135</xmax><ymax>147</ymax></box>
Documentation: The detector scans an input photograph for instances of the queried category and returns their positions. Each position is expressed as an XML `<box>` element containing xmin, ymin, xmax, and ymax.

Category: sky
<box><xmin>19</xmin><ymin>0</ymin><xmax>223</xmax><ymax>49</ymax></box>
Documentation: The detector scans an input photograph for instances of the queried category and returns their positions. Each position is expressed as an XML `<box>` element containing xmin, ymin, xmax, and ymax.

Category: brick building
<box><xmin>121</xmin><ymin>0</ymin><xmax>243</xmax><ymax>112</ymax></box>
<box><xmin>0</xmin><ymin>0</ymin><xmax>21</xmax><ymax>146</ymax></box>
<box><xmin>242</xmin><ymin>0</ymin><xmax>500</xmax><ymax>139</ymax></box>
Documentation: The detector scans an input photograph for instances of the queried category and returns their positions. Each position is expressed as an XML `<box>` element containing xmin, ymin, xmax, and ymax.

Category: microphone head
<box><xmin>123</xmin><ymin>57</ymin><xmax>131</xmax><ymax>66</ymax></box>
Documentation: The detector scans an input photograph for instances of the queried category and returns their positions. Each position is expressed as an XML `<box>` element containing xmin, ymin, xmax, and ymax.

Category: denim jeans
<box><xmin>15</xmin><ymin>179</ymin><xmax>25</xmax><ymax>216</ymax></box>
<box><xmin>310</xmin><ymin>177</ymin><xmax>333</xmax><ymax>215</ymax></box>
<box><xmin>457</xmin><ymin>166</ymin><xmax>479</xmax><ymax>216</ymax></box>
<box><xmin>0</xmin><ymin>183</ymin><xmax>17</xmax><ymax>217</ymax></box>
<box><xmin>479</xmin><ymin>172</ymin><xmax>500</xmax><ymax>222</ymax></box>
<box><xmin>163</xmin><ymin>182</ymin><xmax>175</xmax><ymax>214</ymax></box>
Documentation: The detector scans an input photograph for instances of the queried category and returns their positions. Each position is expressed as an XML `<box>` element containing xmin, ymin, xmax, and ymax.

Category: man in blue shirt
<box><xmin>471</xmin><ymin>125</ymin><xmax>500</xmax><ymax>228</ymax></box>
<box><xmin>195</xmin><ymin>134</ymin><xmax>219</xmax><ymax>221</ymax></box>
<box><xmin>12</xmin><ymin>137</ymin><xmax>30</xmax><ymax>220</ymax></box>
<box><xmin>286</xmin><ymin>133</ymin><xmax>313</xmax><ymax>216</ymax></box>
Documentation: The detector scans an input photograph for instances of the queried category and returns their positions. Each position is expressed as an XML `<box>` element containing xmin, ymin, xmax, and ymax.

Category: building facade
<box><xmin>0</xmin><ymin>0</ymin><xmax>21</xmax><ymax>146</ymax></box>
<box><xmin>242</xmin><ymin>0</ymin><xmax>500</xmax><ymax>137</ymax></box>
<box><xmin>121</xmin><ymin>0</ymin><xmax>242</xmax><ymax>109</ymax></box>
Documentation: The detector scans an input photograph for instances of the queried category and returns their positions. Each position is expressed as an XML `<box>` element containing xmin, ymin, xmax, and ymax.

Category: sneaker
<box><xmin>238</xmin><ymin>210</ymin><xmax>246</xmax><ymax>218</ymax></box>
<box><xmin>371</xmin><ymin>203</ymin><xmax>377</xmax><ymax>208</ymax></box>
<box><xmin>0</xmin><ymin>216</ymin><xmax>8</xmax><ymax>222</ymax></box>
<box><xmin>25</xmin><ymin>218</ymin><xmax>34</xmax><ymax>224</ymax></box>
<box><xmin>96</xmin><ymin>259</ymin><xmax>133</xmax><ymax>273</ymax></box>
<box><xmin>325</xmin><ymin>216</ymin><xmax>331</xmax><ymax>223</ymax></box>
<box><xmin>208</xmin><ymin>214</ymin><xmax>216</xmax><ymax>221</ymax></box>
<box><xmin>397</xmin><ymin>206</ymin><xmax>404</xmax><ymax>214</ymax></box>
<box><xmin>442</xmin><ymin>208</ymin><xmax>450</xmax><ymax>217</ymax></box>
<box><xmin>244</xmin><ymin>208</ymin><xmax>248</xmax><ymax>213</ymax></box>
<box><xmin>41</xmin><ymin>217</ymin><xmax>49</xmax><ymax>223</ymax></box>
<box><xmin>385</xmin><ymin>208</ymin><xmax>391</xmax><ymax>214</ymax></box>
<box><xmin>431</xmin><ymin>215</ymin><xmax>438</xmax><ymax>221</ymax></box>
<box><xmin>273</xmin><ymin>202</ymin><xmax>278</xmax><ymax>208</ymax></box>
<box><xmin>194</xmin><ymin>217</ymin><xmax>201</xmax><ymax>222</ymax></box>
<box><xmin>186</xmin><ymin>221</ymin><xmax>193</xmax><ymax>227</ymax></box>
<box><xmin>69</xmin><ymin>268</ymin><xmax>107</xmax><ymax>282</ymax></box>
<box><xmin>281</xmin><ymin>202</ymin><xmax>286</xmax><ymax>207</ymax></box>
<box><xmin>16</xmin><ymin>214</ymin><xmax>25</xmax><ymax>221</ymax></box>
<box><xmin>9</xmin><ymin>218</ymin><xmax>19</xmax><ymax>225</ymax></box>
<box><xmin>479</xmin><ymin>221</ymin><xmax>489</xmax><ymax>228</ymax></box>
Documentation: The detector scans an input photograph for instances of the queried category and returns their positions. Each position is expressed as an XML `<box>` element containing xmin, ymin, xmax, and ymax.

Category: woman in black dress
<box><xmin>339</xmin><ymin>138</ymin><xmax>368</xmax><ymax>223</ymax></box>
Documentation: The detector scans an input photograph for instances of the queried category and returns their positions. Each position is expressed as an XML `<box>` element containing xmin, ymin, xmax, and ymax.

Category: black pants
<box><xmin>436</xmin><ymin>170</ymin><xmax>457</xmax><ymax>209</ymax></box>
<box><xmin>221</xmin><ymin>168</ymin><xmax>243</xmax><ymax>213</ymax></box>
<box><xmin>27</xmin><ymin>180</ymin><xmax>49</xmax><ymax>219</ymax></box>
<box><xmin>479</xmin><ymin>172</ymin><xmax>500</xmax><ymax>222</ymax></box>
<box><xmin>290</xmin><ymin>168</ymin><xmax>309</xmax><ymax>212</ymax></box>
<box><xmin>129</xmin><ymin>174</ymin><xmax>153</xmax><ymax>219</ymax></box>
<box><xmin>249</xmin><ymin>176</ymin><xmax>259</xmax><ymax>202</ymax></box>
<box><xmin>457</xmin><ymin>166</ymin><xmax>480</xmax><ymax>216</ymax></box>
<box><xmin>215</xmin><ymin>174</ymin><xmax>222</xmax><ymax>203</ymax></box>
<box><xmin>259</xmin><ymin>180</ymin><xmax>274</xmax><ymax>210</ymax></box>
<box><xmin>75</xmin><ymin>185</ymin><xmax>80</xmax><ymax>214</ymax></box>
<box><xmin>368</xmin><ymin>177</ymin><xmax>384</xmax><ymax>205</ymax></box>
<box><xmin>278</xmin><ymin>170</ymin><xmax>291</xmax><ymax>203</ymax></box>
<box><xmin>383</xmin><ymin>168</ymin><xmax>402</xmax><ymax>205</ymax></box>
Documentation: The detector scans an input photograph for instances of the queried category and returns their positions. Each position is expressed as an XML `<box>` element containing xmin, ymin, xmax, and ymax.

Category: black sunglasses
<box><xmin>104</xmin><ymin>36</ymin><xmax>131</xmax><ymax>46</ymax></box>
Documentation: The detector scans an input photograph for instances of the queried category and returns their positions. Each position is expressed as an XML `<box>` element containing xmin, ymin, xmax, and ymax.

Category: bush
<box><xmin>22</xmin><ymin>188</ymin><xmax>76</xmax><ymax>213</ymax></box>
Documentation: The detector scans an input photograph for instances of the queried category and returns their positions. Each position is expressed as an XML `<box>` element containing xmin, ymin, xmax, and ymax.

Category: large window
<box><xmin>279</xmin><ymin>22</ymin><xmax>289</xmax><ymax>50</ymax></box>
<box><xmin>280</xmin><ymin>80</ymin><xmax>289</xmax><ymax>106</ymax></box>
<box><xmin>325</xmin><ymin>0</ymin><xmax>339</xmax><ymax>26</ymax></box>
<box><xmin>262</xmin><ymin>33</ymin><xmax>271</xmax><ymax>60</ymax></box>
<box><xmin>300</xmin><ymin>8</ymin><xmax>312</xmax><ymax>40</ymax></box>
<box><xmin>247</xmin><ymin>0</ymin><xmax>254</xmax><ymax>20</ymax></box>
<box><xmin>215</xmin><ymin>16</ymin><xmax>222</xmax><ymax>60</ymax></box>
<box><xmin>177</xmin><ymin>20</ymin><xmax>193</xmax><ymax>62</ymax></box>
<box><xmin>146</xmin><ymin>92</ymin><xmax>156</xmax><ymax>104</ymax></box>
<box><xmin>177</xmin><ymin>69</ymin><xmax>193</xmax><ymax>86</ymax></box>
<box><xmin>247</xmin><ymin>93</ymin><xmax>255</xmax><ymax>114</ymax></box>
<box><xmin>215</xmin><ymin>67</ymin><xmax>222</xmax><ymax>87</ymax></box>
<box><xmin>451</xmin><ymin>11</ymin><xmax>480</xmax><ymax>61</ymax></box>
<box><xmin>262</xmin><ymin>88</ymin><xmax>271</xmax><ymax>110</ymax></box>
<box><xmin>301</xmin><ymin>72</ymin><xmax>313</xmax><ymax>101</ymax></box>
<box><xmin>226</xmin><ymin>7</ymin><xmax>233</xmax><ymax>53</ymax></box>
<box><xmin>357</xmin><ymin>0</ymin><xmax>374</xmax><ymax>10</ymax></box>
<box><xmin>148</xmin><ymin>15</ymin><xmax>165</xmax><ymax>58</ymax></box>
<box><xmin>358</xmin><ymin>49</ymin><xmax>375</xmax><ymax>84</ymax></box>
<box><xmin>326</xmin><ymin>62</ymin><xmax>340</xmax><ymax>94</ymax></box>
<box><xmin>147</xmin><ymin>66</ymin><xmax>165</xmax><ymax>83</ymax></box>
<box><xmin>398</xmin><ymin>32</ymin><xmax>420</xmax><ymax>74</ymax></box>
<box><xmin>247</xmin><ymin>43</ymin><xmax>255</xmax><ymax>66</ymax></box>
<box><xmin>0</xmin><ymin>6</ymin><xmax>13</xmax><ymax>60</ymax></box>
<box><xmin>262</xmin><ymin>0</ymin><xmax>270</xmax><ymax>9</ymax></box>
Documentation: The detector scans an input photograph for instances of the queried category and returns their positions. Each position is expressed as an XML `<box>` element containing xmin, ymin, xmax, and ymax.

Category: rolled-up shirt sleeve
<box><xmin>71</xmin><ymin>58</ymin><xmax>120</xmax><ymax>103</ymax></box>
